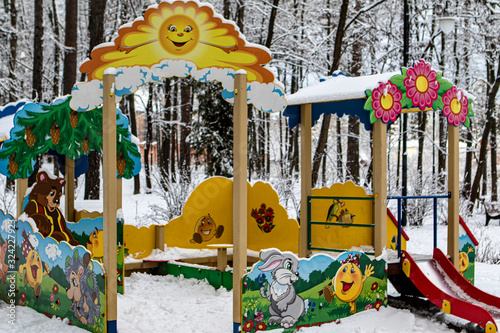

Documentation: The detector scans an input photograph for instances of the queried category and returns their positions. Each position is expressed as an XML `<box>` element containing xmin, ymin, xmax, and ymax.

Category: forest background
<box><xmin>0</xmin><ymin>0</ymin><xmax>499</xmax><ymax>228</ymax></box>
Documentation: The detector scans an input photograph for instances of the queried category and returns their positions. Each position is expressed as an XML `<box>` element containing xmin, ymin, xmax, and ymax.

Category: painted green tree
<box><xmin>0</xmin><ymin>96</ymin><xmax>141</xmax><ymax>179</ymax></box>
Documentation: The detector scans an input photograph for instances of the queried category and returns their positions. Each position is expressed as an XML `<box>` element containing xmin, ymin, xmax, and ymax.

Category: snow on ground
<box><xmin>1</xmin><ymin>177</ymin><xmax>500</xmax><ymax>332</ymax></box>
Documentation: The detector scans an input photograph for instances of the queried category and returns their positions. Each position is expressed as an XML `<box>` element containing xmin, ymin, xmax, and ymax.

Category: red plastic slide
<box><xmin>401</xmin><ymin>249</ymin><xmax>499</xmax><ymax>333</ymax></box>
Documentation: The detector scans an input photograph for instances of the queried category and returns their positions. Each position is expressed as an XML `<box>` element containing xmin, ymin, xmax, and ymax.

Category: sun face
<box><xmin>334</xmin><ymin>263</ymin><xmax>364</xmax><ymax>303</ymax></box>
<box><xmin>159</xmin><ymin>15</ymin><xmax>199</xmax><ymax>55</ymax></box>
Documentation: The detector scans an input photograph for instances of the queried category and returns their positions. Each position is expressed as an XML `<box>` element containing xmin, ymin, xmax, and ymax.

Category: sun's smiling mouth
<box><xmin>167</xmin><ymin>37</ymin><xmax>191</xmax><ymax>48</ymax></box>
<box><xmin>341</xmin><ymin>281</ymin><xmax>353</xmax><ymax>292</ymax></box>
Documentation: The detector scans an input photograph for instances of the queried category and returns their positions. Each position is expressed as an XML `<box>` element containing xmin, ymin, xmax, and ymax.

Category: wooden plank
<box><xmin>124</xmin><ymin>261</ymin><xmax>159</xmax><ymax>271</ymax></box>
<box><xmin>65</xmin><ymin>157</ymin><xmax>75</xmax><ymax>221</ymax></box>
<box><xmin>373</xmin><ymin>120</ymin><xmax>387</xmax><ymax>256</ymax></box>
<box><xmin>155</xmin><ymin>225</ymin><xmax>165</xmax><ymax>250</ymax></box>
<box><xmin>300</xmin><ymin>104</ymin><xmax>312</xmax><ymax>258</ymax></box>
<box><xmin>232</xmin><ymin>72</ymin><xmax>248</xmax><ymax>325</ymax></box>
<box><xmin>217</xmin><ymin>248</ymin><xmax>228</xmax><ymax>271</ymax></box>
<box><xmin>447</xmin><ymin>125</ymin><xmax>460</xmax><ymax>268</ymax></box>
<box><xmin>16</xmin><ymin>178</ymin><xmax>28</xmax><ymax>218</ymax></box>
<box><xmin>102</xmin><ymin>72</ymin><xmax>118</xmax><ymax>327</ymax></box>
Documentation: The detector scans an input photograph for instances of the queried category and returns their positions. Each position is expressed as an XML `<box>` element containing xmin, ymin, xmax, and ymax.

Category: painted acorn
<box><xmin>25</xmin><ymin>126</ymin><xmax>36</xmax><ymax>147</ymax></box>
<box><xmin>82</xmin><ymin>138</ymin><xmax>90</xmax><ymax>154</ymax></box>
<box><xmin>70</xmin><ymin>110</ymin><xmax>79</xmax><ymax>128</ymax></box>
<box><xmin>117</xmin><ymin>151</ymin><xmax>126</xmax><ymax>176</ymax></box>
<box><xmin>50</xmin><ymin>122</ymin><xmax>60</xmax><ymax>145</ymax></box>
<box><xmin>8</xmin><ymin>154</ymin><xmax>18</xmax><ymax>175</ymax></box>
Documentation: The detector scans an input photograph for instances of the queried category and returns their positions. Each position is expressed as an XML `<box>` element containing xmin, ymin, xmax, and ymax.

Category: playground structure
<box><xmin>0</xmin><ymin>1</ymin><xmax>498</xmax><ymax>333</ymax></box>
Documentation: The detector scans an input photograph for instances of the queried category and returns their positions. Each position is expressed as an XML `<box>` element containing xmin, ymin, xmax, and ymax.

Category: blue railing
<box><xmin>387</xmin><ymin>193</ymin><xmax>451</xmax><ymax>258</ymax></box>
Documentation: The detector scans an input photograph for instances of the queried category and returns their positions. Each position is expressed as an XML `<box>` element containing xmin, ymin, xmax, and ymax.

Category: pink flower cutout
<box><xmin>371</xmin><ymin>81</ymin><xmax>402</xmax><ymax>123</ymax></box>
<box><xmin>404</xmin><ymin>60</ymin><xmax>440</xmax><ymax>110</ymax></box>
<box><xmin>442</xmin><ymin>86</ymin><xmax>469</xmax><ymax>126</ymax></box>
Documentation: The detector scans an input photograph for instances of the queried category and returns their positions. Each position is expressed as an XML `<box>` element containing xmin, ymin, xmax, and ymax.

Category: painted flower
<box><xmin>262</xmin><ymin>223</ymin><xmax>272</xmax><ymax>233</ymax></box>
<box><xmin>266</xmin><ymin>207</ymin><xmax>274</xmax><ymax>214</ymax></box>
<box><xmin>258</xmin><ymin>207</ymin><xmax>266</xmax><ymax>215</ymax></box>
<box><xmin>442</xmin><ymin>86</ymin><xmax>469</xmax><ymax>126</ymax></box>
<box><xmin>242</xmin><ymin>319</ymin><xmax>254</xmax><ymax>332</ymax></box>
<box><xmin>52</xmin><ymin>284</ymin><xmax>59</xmax><ymax>294</ymax></box>
<box><xmin>20</xmin><ymin>292</ymin><xmax>27</xmax><ymax>302</ymax></box>
<box><xmin>365</xmin><ymin>304</ymin><xmax>373</xmax><ymax>310</ymax></box>
<box><xmin>251</xmin><ymin>209</ymin><xmax>258</xmax><ymax>218</ymax></box>
<box><xmin>371</xmin><ymin>282</ymin><xmax>379</xmax><ymax>291</ymax></box>
<box><xmin>264</xmin><ymin>212</ymin><xmax>274</xmax><ymax>222</ymax></box>
<box><xmin>254</xmin><ymin>311</ymin><xmax>264</xmax><ymax>322</ymax></box>
<box><xmin>50</xmin><ymin>293</ymin><xmax>55</xmax><ymax>302</ymax></box>
<box><xmin>18</xmin><ymin>300</ymin><xmax>24</xmax><ymax>306</ymax></box>
<box><xmin>261</xmin><ymin>203</ymin><xmax>266</xmax><ymax>209</ymax></box>
<box><xmin>404</xmin><ymin>60</ymin><xmax>440</xmax><ymax>110</ymax></box>
<box><xmin>56</xmin><ymin>298</ymin><xmax>61</xmax><ymax>306</ymax></box>
<box><xmin>371</xmin><ymin>81</ymin><xmax>402</xmax><ymax>123</ymax></box>
<box><xmin>255</xmin><ymin>215</ymin><xmax>264</xmax><ymax>225</ymax></box>
<box><xmin>255</xmin><ymin>322</ymin><xmax>267</xmax><ymax>331</ymax></box>
<box><xmin>374</xmin><ymin>299</ymin><xmax>384</xmax><ymax>311</ymax></box>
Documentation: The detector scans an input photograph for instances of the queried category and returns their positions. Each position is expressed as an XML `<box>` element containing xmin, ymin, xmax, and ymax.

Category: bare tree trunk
<box><xmin>223</xmin><ymin>0</ymin><xmax>230</xmax><ymax>19</ymax></box>
<box><xmin>347</xmin><ymin>117</ymin><xmax>360</xmax><ymax>183</ymax></box>
<box><xmin>417</xmin><ymin>112</ymin><xmax>427</xmax><ymax>193</ymax></box>
<box><xmin>312</xmin><ymin>0</ymin><xmax>349</xmax><ymax>187</ymax></box>
<box><xmin>33</xmin><ymin>0</ymin><xmax>43</xmax><ymax>101</ymax></box>
<box><xmin>50</xmin><ymin>0</ymin><xmax>61</xmax><ymax>98</ymax></box>
<box><xmin>180</xmin><ymin>79</ymin><xmax>192</xmax><ymax>183</ymax></box>
<box><xmin>491</xmin><ymin>117</ymin><xmax>498</xmax><ymax>201</ymax></box>
<box><xmin>171</xmin><ymin>81</ymin><xmax>177</xmax><ymax>179</ymax></box>
<box><xmin>463</xmin><ymin>127</ymin><xmax>473</xmax><ymax>197</ymax></box>
<box><xmin>127</xmin><ymin>94</ymin><xmax>140</xmax><ymax>194</ymax></box>
<box><xmin>336</xmin><ymin>118</ymin><xmax>343</xmax><ymax>181</ymax></box>
<box><xmin>265</xmin><ymin>0</ymin><xmax>280</xmax><ymax>49</ymax></box>
<box><xmin>84</xmin><ymin>0</ymin><xmax>107</xmax><ymax>200</ymax></box>
<box><xmin>159</xmin><ymin>78</ymin><xmax>171</xmax><ymax>191</ymax></box>
<box><xmin>63</xmin><ymin>0</ymin><xmax>78</xmax><ymax>95</ymax></box>
<box><xmin>144</xmin><ymin>84</ymin><xmax>153</xmax><ymax>191</ymax></box>
<box><xmin>236</xmin><ymin>0</ymin><xmax>244</xmax><ymax>33</ymax></box>
<box><xmin>438</xmin><ymin>33</ymin><xmax>446</xmax><ymax>189</ymax></box>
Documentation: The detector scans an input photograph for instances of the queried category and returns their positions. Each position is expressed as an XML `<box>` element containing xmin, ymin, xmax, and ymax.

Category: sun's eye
<box><xmin>343</xmin><ymin>266</ymin><xmax>347</xmax><ymax>273</ymax></box>
<box><xmin>168</xmin><ymin>24</ymin><xmax>177</xmax><ymax>32</ymax></box>
<box><xmin>351</xmin><ymin>267</ymin><xmax>355</xmax><ymax>274</ymax></box>
<box><xmin>184</xmin><ymin>25</ymin><xmax>192</xmax><ymax>33</ymax></box>
<box><xmin>31</xmin><ymin>253</ymin><xmax>35</xmax><ymax>260</ymax></box>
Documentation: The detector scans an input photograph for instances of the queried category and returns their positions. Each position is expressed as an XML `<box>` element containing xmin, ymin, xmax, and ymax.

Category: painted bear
<box><xmin>24</xmin><ymin>171</ymin><xmax>79</xmax><ymax>246</ymax></box>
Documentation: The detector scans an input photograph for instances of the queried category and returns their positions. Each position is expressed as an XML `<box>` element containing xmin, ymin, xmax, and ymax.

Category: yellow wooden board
<box><xmin>310</xmin><ymin>182</ymin><xmax>374</xmax><ymax>251</ymax></box>
<box><xmin>124</xmin><ymin>177</ymin><xmax>300</xmax><ymax>258</ymax></box>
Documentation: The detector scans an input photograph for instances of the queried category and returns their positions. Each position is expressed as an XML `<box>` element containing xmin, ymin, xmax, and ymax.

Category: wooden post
<box><xmin>448</xmin><ymin>125</ymin><xmax>460</xmax><ymax>268</ymax></box>
<box><xmin>373</xmin><ymin>120</ymin><xmax>387</xmax><ymax>256</ymax></box>
<box><xmin>117</xmin><ymin>177</ymin><xmax>122</xmax><ymax>211</ymax></box>
<box><xmin>16</xmin><ymin>178</ymin><xmax>28</xmax><ymax>218</ymax></box>
<box><xmin>300</xmin><ymin>104</ymin><xmax>312</xmax><ymax>258</ymax></box>
<box><xmin>103</xmin><ymin>71</ymin><xmax>118</xmax><ymax>333</ymax></box>
<box><xmin>155</xmin><ymin>225</ymin><xmax>165</xmax><ymax>250</ymax></box>
<box><xmin>232</xmin><ymin>71</ymin><xmax>247</xmax><ymax>332</ymax></box>
<box><xmin>65</xmin><ymin>157</ymin><xmax>75</xmax><ymax>221</ymax></box>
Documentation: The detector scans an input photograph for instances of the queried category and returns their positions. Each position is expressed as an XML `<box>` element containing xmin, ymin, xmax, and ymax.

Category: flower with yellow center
<box><xmin>404</xmin><ymin>60</ymin><xmax>440</xmax><ymax>110</ymax></box>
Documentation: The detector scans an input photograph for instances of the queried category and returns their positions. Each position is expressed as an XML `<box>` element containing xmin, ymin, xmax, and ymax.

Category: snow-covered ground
<box><xmin>1</xmin><ymin>177</ymin><xmax>500</xmax><ymax>332</ymax></box>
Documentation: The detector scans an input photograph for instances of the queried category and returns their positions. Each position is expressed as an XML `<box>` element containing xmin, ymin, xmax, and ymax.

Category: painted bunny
<box><xmin>259</xmin><ymin>249</ymin><xmax>306</xmax><ymax>328</ymax></box>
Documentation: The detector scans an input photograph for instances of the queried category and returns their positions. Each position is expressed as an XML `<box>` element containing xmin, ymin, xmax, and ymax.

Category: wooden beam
<box><xmin>155</xmin><ymin>225</ymin><xmax>165</xmax><ymax>251</ymax></box>
<box><xmin>373</xmin><ymin>120</ymin><xmax>387</xmax><ymax>256</ymax></box>
<box><xmin>16</xmin><ymin>178</ymin><xmax>28</xmax><ymax>218</ymax></box>
<box><xmin>232</xmin><ymin>71</ymin><xmax>248</xmax><ymax>328</ymax></box>
<box><xmin>448</xmin><ymin>125</ymin><xmax>460</xmax><ymax>268</ymax></box>
<box><xmin>102</xmin><ymin>71</ymin><xmax>118</xmax><ymax>332</ymax></box>
<box><xmin>300</xmin><ymin>104</ymin><xmax>312</xmax><ymax>258</ymax></box>
<box><xmin>65</xmin><ymin>157</ymin><xmax>75</xmax><ymax>221</ymax></box>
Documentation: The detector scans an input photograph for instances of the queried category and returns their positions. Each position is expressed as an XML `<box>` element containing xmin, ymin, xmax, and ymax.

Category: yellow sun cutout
<box><xmin>80</xmin><ymin>1</ymin><xmax>275</xmax><ymax>84</ymax></box>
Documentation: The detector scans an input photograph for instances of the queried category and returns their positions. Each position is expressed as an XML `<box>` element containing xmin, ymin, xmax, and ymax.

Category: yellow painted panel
<box><xmin>310</xmin><ymin>182</ymin><xmax>373</xmax><ymax>251</ymax></box>
<box><xmin>165</xmin><ymin>177</ymin><xmax>234</xmax><ymax>249</ymax></box>
<box><xmin>387</xmin><ymin>212</ymin><xmax>407</xmax><ymax>252</ymax></box>
<box><xmin>124</xmin><ymin>224</ymin><xmax>156</xmax><ymax>259</ymax></box>
<box><xmin>442</xmin><ymin>300</ymin><xmax>451</xmax><ymax>314</ymax></box>
<box><xmin>247</xmin><ymin>182</ymin><xmax>299</xmax><ymax>253</ymax></box>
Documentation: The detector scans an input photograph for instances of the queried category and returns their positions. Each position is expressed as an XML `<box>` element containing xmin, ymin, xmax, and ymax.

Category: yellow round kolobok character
<box><xmin>322</xmin><ymin>253</ymin><xmax>374</xmax><ymax>314</ymax></box>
